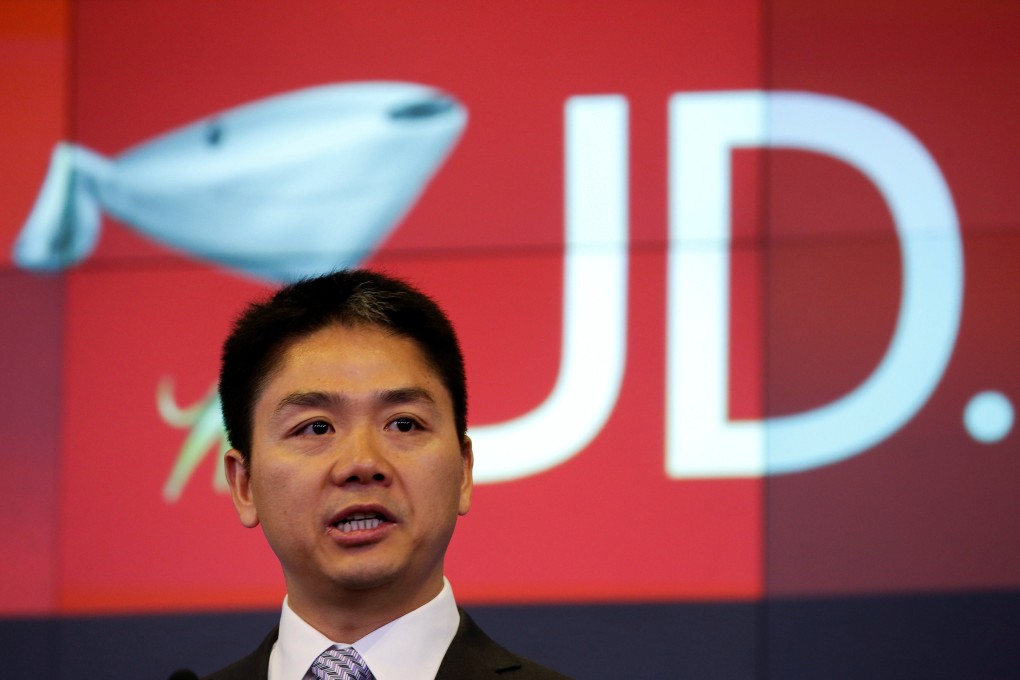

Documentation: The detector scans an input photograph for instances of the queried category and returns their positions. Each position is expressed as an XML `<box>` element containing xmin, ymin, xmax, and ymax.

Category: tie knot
<box><xmin>310</xmin><ymin>645</ymin><xmax>376</xmax><ymax>680</ymax></box>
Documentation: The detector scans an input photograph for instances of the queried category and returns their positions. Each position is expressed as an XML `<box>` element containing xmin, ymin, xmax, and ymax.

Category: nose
<box><xmin>329</xmin><ymin>427</ymin><xmax>392</xmax><ymax>487</ymax></box>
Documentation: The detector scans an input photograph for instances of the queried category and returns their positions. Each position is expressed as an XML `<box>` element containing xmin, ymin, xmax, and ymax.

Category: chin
<box><xmin>328</xmin><ymin>560</ymin><xmax>405</xmax><ymax>593</ymax></box>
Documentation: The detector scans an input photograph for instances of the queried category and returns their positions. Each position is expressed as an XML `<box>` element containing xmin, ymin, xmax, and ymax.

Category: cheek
<box><xmin>252</xmin><ymin>465</ymin><xmax>314</xmax><ymax>520</ymax></box>
<box><xmin>417</xmin><ymin>461</ymin><xmax>468</xmax><ymax>514</ymax></box>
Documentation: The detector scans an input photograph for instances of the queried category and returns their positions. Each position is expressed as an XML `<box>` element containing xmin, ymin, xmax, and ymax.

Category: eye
<box><xmin>297</xmin><ymin>420</ymin><xmax>332</xmax><ymax>436</ymax></box>
<box><xmin>386</xmin><ymin>417</ymin><xmax>420</xmax><ymax>433</ymax></box>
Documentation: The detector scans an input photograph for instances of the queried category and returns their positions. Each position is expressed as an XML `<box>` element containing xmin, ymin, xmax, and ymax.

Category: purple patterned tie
<box><xmin>309</xmin><ymin>645</ymin><xmax>376</xmax><ymax>680</ymax></box>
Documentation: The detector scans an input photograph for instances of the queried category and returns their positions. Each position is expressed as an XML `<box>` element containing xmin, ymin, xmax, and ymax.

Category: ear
<box><xmin>458</xmin><ymin>436</ymin><xmax>474</xmax><ymax>516</ymax></box>
<box><xmin>225</xmin><ymin>449</ymin><xmax>260</xmax><ymax>528</ymax></box>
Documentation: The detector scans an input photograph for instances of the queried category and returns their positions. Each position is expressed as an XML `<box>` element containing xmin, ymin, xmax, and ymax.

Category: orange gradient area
<box><xmin>0</xmin><ymin>0</ymin><xmax>68</xmax><ymax>266</ymax></box>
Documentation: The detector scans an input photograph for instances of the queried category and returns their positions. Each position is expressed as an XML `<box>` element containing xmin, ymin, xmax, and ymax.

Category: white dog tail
<box><xmin>13</xmin><ymin>142</ymin><xmax>110</xmax><ymax>271</ymax></box>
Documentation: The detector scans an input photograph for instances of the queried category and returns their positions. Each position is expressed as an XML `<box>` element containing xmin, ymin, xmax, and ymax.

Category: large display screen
<box><xmin>1</xmin><ymin>0</ymin><xmax>1017</xmax><ymax>631</ymax></box>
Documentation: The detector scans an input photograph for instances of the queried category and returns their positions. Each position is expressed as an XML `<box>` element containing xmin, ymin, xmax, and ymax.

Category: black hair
<box><xmin>218</xmin><ymin>269</ymin><xmax>467</xmax><ymax>462</ymax></box>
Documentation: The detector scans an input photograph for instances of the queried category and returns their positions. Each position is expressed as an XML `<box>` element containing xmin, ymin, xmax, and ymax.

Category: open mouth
<box><xmin>332</xmin><ymin>511</ymin><xmax>389</xmax><ymax>533</ymax></box>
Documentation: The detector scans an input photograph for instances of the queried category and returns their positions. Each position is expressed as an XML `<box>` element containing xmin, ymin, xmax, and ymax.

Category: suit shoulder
<box><xmin>200</xmin><ymin>626</ymin><xmax>277</xmax><ymax>680</ymax></box>
<box><xmin>438</xmin><ymin>610</ymin><xmax>573</xmax><ymax>679</ymax></box>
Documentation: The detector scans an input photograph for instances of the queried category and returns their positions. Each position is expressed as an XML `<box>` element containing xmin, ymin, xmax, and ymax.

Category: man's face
<box><xmin>225</xmin><ymin>323</ymin><xmax>472</xmax><ymax>611</ymax></box>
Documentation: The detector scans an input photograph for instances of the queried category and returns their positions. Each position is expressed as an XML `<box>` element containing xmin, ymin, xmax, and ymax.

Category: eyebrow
<box><xmin>270</xmin><ymin>387</ymin><xmax>437</xmax><ymax>420</ymax></box>
<box><xmin>378</xmin><ymin>386</ymin><xmax>437</xmax><ymax>407</ymax></box>
<box><xmin>272</xmin><ymin>390</ymin><xmax>345</xmax><ymax>418</ymax></box>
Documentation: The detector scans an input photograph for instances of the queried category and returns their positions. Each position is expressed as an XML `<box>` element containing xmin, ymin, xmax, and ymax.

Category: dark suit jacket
<box><xmin>200</xmin><ymin>609</ymin><xmax>571</xmax><ymax>679</ymax></box>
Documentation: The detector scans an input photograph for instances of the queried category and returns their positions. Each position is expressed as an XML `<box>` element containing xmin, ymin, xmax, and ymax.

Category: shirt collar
<box><xmin>271</xmin><ymin>578</ymin><xmax>460</xmax><ymax>680</ymax></box>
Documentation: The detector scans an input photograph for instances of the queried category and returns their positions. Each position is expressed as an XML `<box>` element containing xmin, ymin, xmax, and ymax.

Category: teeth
<box><xmin>334</xmin><ymin>512</ymin><xmax>385</xmax><ymax>533</ymax></box>
<box><xmin>340</xmin><ymin>517</ymin><xmax>381</xmax><ymax>534</ymax></box>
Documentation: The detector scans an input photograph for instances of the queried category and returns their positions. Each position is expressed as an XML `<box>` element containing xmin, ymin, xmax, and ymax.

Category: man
<box><xmin>204</xmin><ymin>269</ymin><xmax>570</xmax><ymax>679</ymax></box>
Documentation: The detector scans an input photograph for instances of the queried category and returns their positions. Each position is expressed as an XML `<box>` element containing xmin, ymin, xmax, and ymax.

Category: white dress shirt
<box><xmin>267</xmin><ymin>578</ymin><xmax>461</xmax><ymax>680</ymax></box>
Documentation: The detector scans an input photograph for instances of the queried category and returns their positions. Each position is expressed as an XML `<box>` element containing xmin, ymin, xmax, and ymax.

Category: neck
<box><xmin>286</xmin><ymin>574</ymin><xmax>445</xmax><ymax>643</ymax></box>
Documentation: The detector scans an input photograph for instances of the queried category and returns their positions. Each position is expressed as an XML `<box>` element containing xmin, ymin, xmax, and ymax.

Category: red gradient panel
<box><xmin>763</xmin><ymin>0</ymin><xmax>1020</xmax><ymax>596</ymax></box>
<box><xmin>0</xmin><ymin>273</ymin><xmax>64</xmax><ymax>614</ymax></box>
<box><xmin>58</xmin><ymin>267</ymin><xmax>276</xmax><ymax>612</ymax></box>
